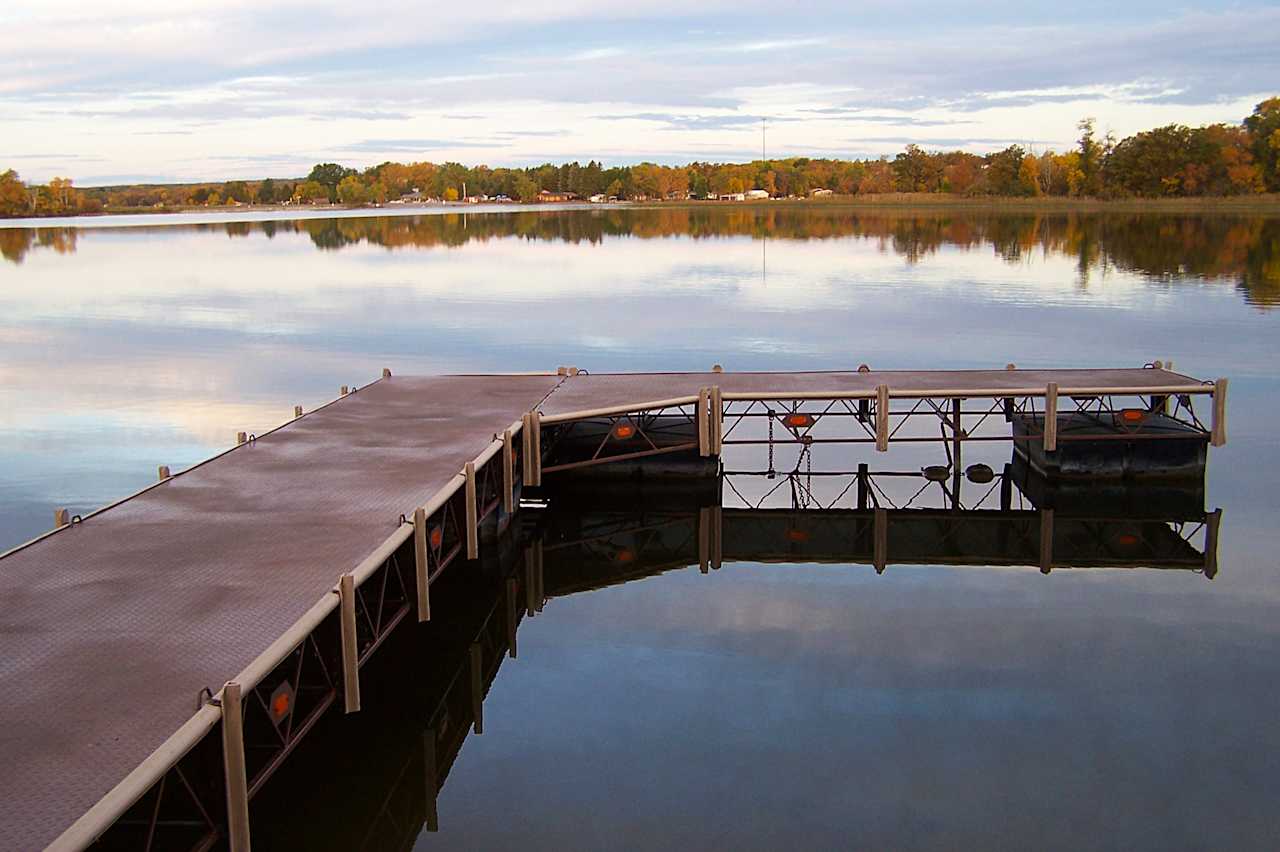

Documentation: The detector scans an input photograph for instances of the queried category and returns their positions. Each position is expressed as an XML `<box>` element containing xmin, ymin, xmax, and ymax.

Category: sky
<box><xmin>3</xmin><ymin>0</ymin><xmax>1279</xmax><ymax>185</ymax></box>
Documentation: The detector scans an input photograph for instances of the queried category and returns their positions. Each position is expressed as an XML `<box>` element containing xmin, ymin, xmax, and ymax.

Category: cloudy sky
<box><xmin>4</xmin><ymin>0</ymin><xmax>1279</xmax><ymax>184</ymax></box>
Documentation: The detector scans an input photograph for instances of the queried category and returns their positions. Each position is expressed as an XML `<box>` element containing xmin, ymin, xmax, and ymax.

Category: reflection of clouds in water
<box><xmin>1</xmin><ymin>209</ymin><xmax>1278</xmax><ymax>549</ymax></box>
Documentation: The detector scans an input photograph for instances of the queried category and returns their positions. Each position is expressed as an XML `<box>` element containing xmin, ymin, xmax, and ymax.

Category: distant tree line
<box><xmin>2</xmin><ymin>99</ymin><xmax>1278</xmax><ymax>218</ymax></box>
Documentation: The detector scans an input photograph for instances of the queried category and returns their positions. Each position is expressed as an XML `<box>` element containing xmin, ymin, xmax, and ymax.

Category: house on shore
<box><xmin>537</xmin><ymin>189</ymin><xmax>579</xmax><ymax>202</ymax></box>
<box><xmin>745</xmin><ymin>189</ymin><xmax>770</xmax><ymax>200</ymax></box>
<box><xmin>809</xmin><ymin>188</ymin><xmax>834</xmax><ymax>197</ymax></box>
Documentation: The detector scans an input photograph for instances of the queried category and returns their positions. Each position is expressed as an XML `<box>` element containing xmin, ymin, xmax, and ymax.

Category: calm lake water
<box><xmin>3</xmin><ymin>206</ymin><xmax>1279</xmax><ymax>849</ymax></box>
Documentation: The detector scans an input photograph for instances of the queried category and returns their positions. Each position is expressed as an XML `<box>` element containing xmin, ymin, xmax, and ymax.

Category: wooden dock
<box><xmin>0</xmin><ymin>365</ymin><xmax>1226</xmax><ymax>851</ymax></box>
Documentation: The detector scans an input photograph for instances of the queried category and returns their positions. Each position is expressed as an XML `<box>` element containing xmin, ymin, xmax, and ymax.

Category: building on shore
<box><xmin>537</xmin><ymin>189</ymin><xmax>579</xmax><ymax>202</ymax></box>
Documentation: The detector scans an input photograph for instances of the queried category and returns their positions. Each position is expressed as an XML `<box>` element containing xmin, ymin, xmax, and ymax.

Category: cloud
<box><xmin>335</xmin><ymin>138</ymin><xmax>501</xmax><ymax>153</ymax></box>
<box><xmin>601</xmin><ymin>113</ymin><xmax>768</xmax><ymax>130</ymax></box>
<box><xmin>2</xmin><ymin>2</ymin><xmax>1276</xmax><ymax>180</ymax></box>
<box><xmin>799</xmin><ymin>109</ymin><xmax>974</xmax><ymax>126</ymax></box>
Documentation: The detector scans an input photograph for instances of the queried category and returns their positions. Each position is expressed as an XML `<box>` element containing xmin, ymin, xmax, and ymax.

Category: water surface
<box><xmin>2</xmin><ymin>206</ymin><xmax>1278</xmax><ymax>849</ymax></box>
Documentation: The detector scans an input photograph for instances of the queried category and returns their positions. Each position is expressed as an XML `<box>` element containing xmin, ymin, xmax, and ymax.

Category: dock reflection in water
<box><xmin>250</xmin><ymin>462</ymin><xmax>1220</xmax><ymax>850</ymax></box>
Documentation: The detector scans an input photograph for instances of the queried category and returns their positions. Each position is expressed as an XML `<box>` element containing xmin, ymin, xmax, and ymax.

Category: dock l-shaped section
<box><xmin>0</xmin><ymin>366</ymin><xmax>1225</xmax><ymax>851</ymax></box>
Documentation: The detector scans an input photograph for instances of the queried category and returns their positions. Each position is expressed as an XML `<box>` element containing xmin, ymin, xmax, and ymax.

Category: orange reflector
<box><xmin>615</xmin><ymin>549</ymin><xmax>635</xmax><ymax>563</ymax></box>
<box><xmin>268</xmin><ymin>681</ymin><xmax>294</xmax><ymax>725</ymax></box>
<box><xmin>429</xmin><ymin>527</ymin><xmax>443</xmax><ymax>548</ymax></box>
<box><xmin>786</xmin><ymin>529</ymin><xmax>809</xmax><ymax>543</ymax></box>
<box><xmin>784</xmin><ymin>413</ymin><xmax>814</xmax><ymax>428</ymax></box>
<box><xmin>613</xmin><ymin>424</ymin><xmax>635</xmax><ymax>439</ymax></box>
<box><xmin>1116</xmin><ymin>533</ymin><xmax>1139</xmax><ymax>547</ymax></box>
<box><xmin>1120</xmin><ymin>409</ymin><xmax>1145</xmax><ymax>424</ymax></box>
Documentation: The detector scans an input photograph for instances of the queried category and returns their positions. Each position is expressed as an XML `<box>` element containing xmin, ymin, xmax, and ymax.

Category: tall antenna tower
<box><xmin>762</xmin><ymin>117</ymin><xmax>767</xmax><ymax>162</ymax></box>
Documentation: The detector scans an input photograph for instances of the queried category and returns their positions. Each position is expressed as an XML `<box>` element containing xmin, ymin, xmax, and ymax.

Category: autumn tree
<box><xmin>983</xmin><ymin>146</ymin><xmax>1027</xmax><ymax>195</ymax></box>
<box><xmin>337</xmin><ymin>175</ymin><xmax>368</xmax><ymax>205</ymax></box>
<box><xmin>0</xmin><ymin>170</ymin><xmax>30</xmax><ymax>216</ymax></box>
<box><xmin>1077</xmin><ymin>119</ymin><xmax>1109</xmax><ymax>196</ymax></box>
<box><xmin>1244</xmin><ymin>98</ymin><xmax>1280</xmax><ymax>191</ymax></box>
<box><xmin>307</xmin><ymin>163</ymin><xmax>356</xmax><ymax>201</ymax></box>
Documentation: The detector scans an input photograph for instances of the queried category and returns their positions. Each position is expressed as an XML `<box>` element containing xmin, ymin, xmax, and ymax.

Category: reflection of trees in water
<box><xmin>0</xmin><ymin>228</ymin><xmax>78</xmax><ymax>264</ymax></box>
<box><xmin>3</xmin><ymin>210</ymin><xmax>1278</xmax><ymax>305</ymax></box>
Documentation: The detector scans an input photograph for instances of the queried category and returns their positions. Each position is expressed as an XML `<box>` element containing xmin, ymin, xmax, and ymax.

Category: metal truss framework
<box><xmin>541</xmin><ymin>405</ymin><xmax>702</xmax><ymax>474</ymax></box>
<box><xmin>534</xmin><ymin>382</ymin><xmax>1219</xmax><ymax>479</ymax></box>
<box><xmin>541</xmin><ymin>469</ymin><xmax>1221</xmax><ymax>588</ymax></box>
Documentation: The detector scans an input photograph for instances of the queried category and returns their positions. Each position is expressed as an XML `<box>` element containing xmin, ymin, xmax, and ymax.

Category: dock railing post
<box><xmin>697</xmin><ymin>388</ymin><xmax>711</xmax><ymax>456</ymax></box>
<box><xmin>221</xmin><ymin>681</ymin><xmax>252</xmax><ymax>852</ymax></box>
<box><xmin>414</xmin><ymin>507</ymin><xmax>430</xmax><ymax>622</ymax></box>
<box><xmin>1044</xmin><ymin>383</ymin><xmax>1059</xmax><ymax>453</ymax></box>
<box><xmin>710</xmin><ymin>386</ymin><xmax>723</xmax><ymax>455</ymax></box>
<box><xmin>1211</xmin><ymin>378</ymin><xmax>1228</xmax><ymax>447</ymax></box>
<box><xmin>521</xmin><ymin>414</ymin><xmax>533</xmax><ymax>483</ymax></box>
<box><xmin>529</xmin><ymin>411</ymin><xmax>542</xmax><ymax>486</ymax></box>
<box><xmin>875</xmin><ymin>385</ymin><xmax>890</xmax><ymax>452</ymax></box>
<box><xmin>502</xmin><ymin>428</ymin><xmax>515</xmax><ymax>514</ymax></box>
<box><xmin>464</xmin><ymin>462</ymin><xmax>479</xmax><ymax>560</ymax></box>
<box><xmin>1040</xmin><ymin>509</ymin><xmax>1055</xmax><ymax>574</ymax></box>
<box><xmin>339</xmin><ymin>574</ymin><xmax>361</xmax><ymax>713</ymax></box>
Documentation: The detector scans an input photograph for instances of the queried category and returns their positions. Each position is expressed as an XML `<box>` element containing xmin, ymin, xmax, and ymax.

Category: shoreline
<box><xmin>4</xmin><ymin>192</ymin><xmax>1279</xmax><ymax>228</ymax></box>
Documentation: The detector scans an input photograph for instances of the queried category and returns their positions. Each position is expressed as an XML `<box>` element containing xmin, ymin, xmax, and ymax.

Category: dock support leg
<box><xmin>1204</xmin><ymin>508</ymin><xmax>1222</xmax><ymax>579</ymax></box>
<box><xmin>464</xmin><ymin>462</ymin><xmax>478</xmax><ymax>560</ymax></box>
<box><xmin>1039</xmin><ymin>509</ymin><xmax>1054</xmax><ymax>575</ymax></box>
<box><xmin>506</xmin><ymin>576</ymin><xmax>518</xmax><ymax>659</ymax></box>
<box><xmin>873</xmin><ymin>508</ymin><xmax>888</xmax><ymax>574</ymax></box>
<box><xmin>1000</xmin><ymin>463</ymin><xmax>1013</xmax><ymax>511</ymax></box>
<box><xmin>524</xmin><ymin>544</ymin><xmax>537</xmax><ymax>617</ymax></box>
<box><xmin>1211</xmin><ymin>378</ymin><xmax>1228</xmax><ymax>447</ymax></box>
<box><xmin>502</xmin><ymin>429</ymin><xmax>515</xmax><ymax>514</ymax></box>
<box><xmin>1043</xmin><ymin>383</ymin><xmax>1059</xmax><ymax>453</ymax></box>
<box><xmin>856</xmin><ymin>463</ymin><xmax>869</xmax><ymax>510</ymax></box>
<box><xmin>533</xmin><ymin>539</ymin><xmax>544</xmax><ymax>612</ymax></box>
<box><xmin>221</xmin><ymin>681</ymin><xmax>251</xmax><ymax>852</ymax></box>
<box><xmin>697</xmin><ymin>388</ymin><xmax>711</xmax><ymax>456</ymax></box>
<box><xmin>339</xmin><ymin>574</ymin><xmax>360</xmax><ymax>713</ymax></box>
<box><xmin>523</xmin><ymin>539</ymin><xmax>544</xmax><ymax>613</ymax></box>
<box><xmin>698</xmin><ymin>507</ymin><xmax>711</xmax><ymax>573</ymax></box>
<box><xmin>710</xmin><ymin>506</ymin><xmax>722</xmax><ymax>570</ymax></box>
<box><xmin>469</xmin><ymin>642</ymin><xmax>484</xmax><ymax>735</ymax></box>
<box><xmin>414</xmin><ymin>507</ymin><xmax>430</xmax><ymax>622</ymax></box>
<box><xmin>875</xmin><ymin>386</ymin><xmax>890</xmax><ymax>452</ymax></box>
<box><xmin>423</xmin><ymin>726</ymin><xmax>439</xmax><ymax>832</ymax></box>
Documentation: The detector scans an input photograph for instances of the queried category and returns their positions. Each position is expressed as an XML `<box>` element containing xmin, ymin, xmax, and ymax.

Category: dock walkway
<box><xmin>0</xmin><ymin>366</ymin><xmax>1221</xmax><ymax>850</ymax></box>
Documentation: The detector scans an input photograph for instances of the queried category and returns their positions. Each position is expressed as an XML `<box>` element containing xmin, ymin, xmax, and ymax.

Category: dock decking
<box><xmin>0</xmin><ymin>366</ymin><xmax>1224</xmax><ymax>851</ymax></box>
